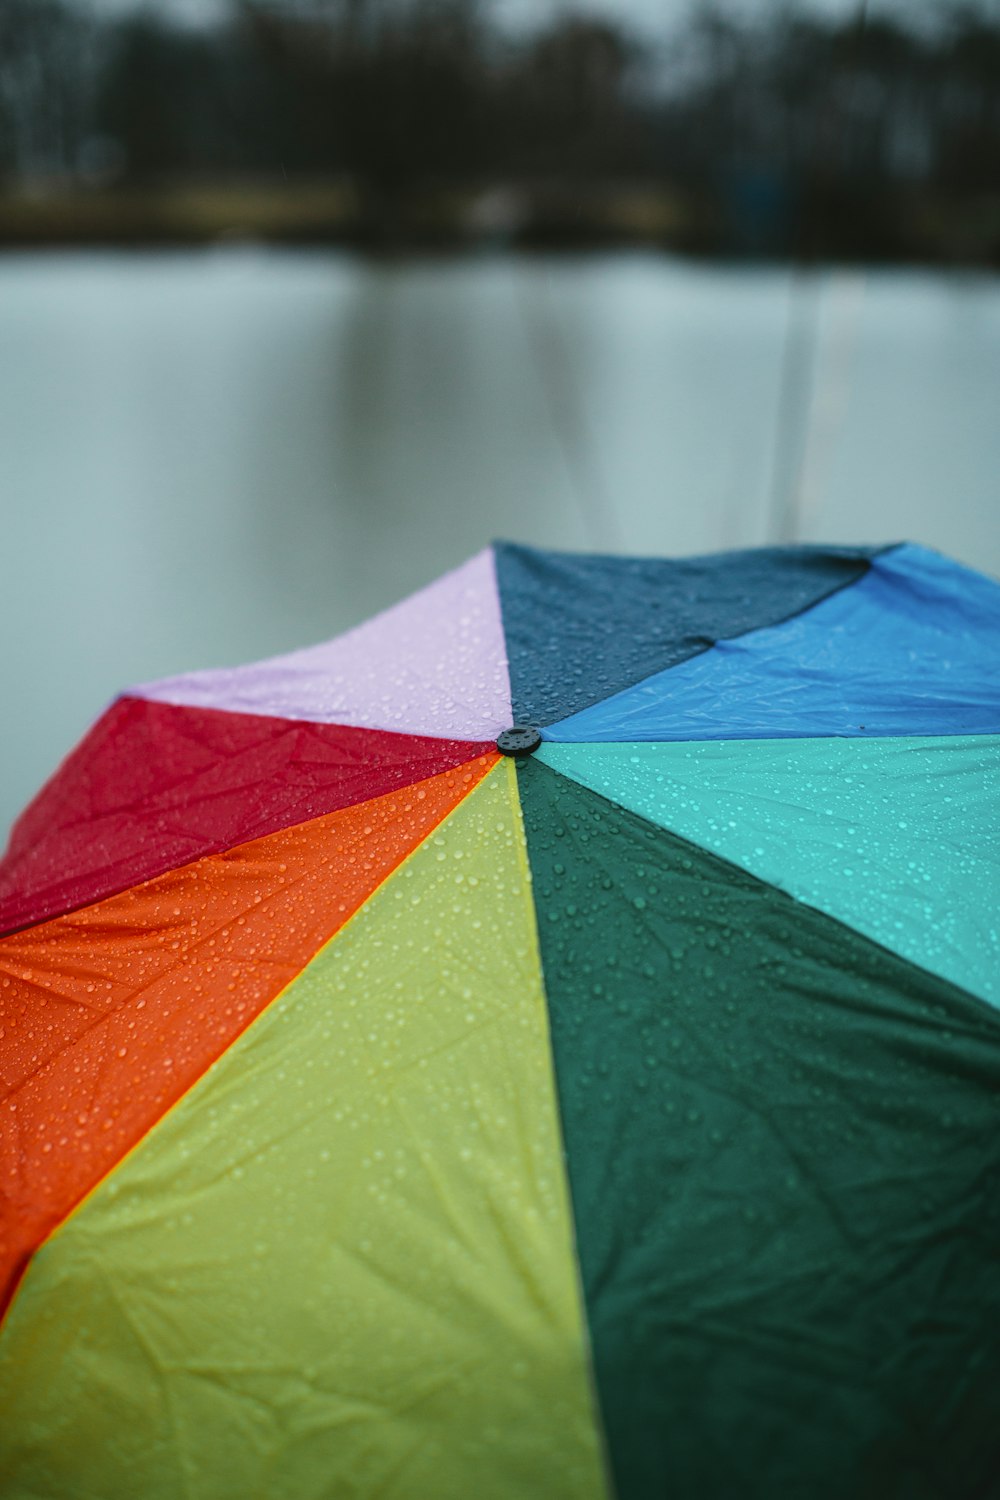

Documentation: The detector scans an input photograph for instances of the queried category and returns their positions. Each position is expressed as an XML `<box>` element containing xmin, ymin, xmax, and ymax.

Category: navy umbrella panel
<box><xmin>494</xmin><ymin>539</ymin><xmax>879</xmax><ymax>724</ymax></box>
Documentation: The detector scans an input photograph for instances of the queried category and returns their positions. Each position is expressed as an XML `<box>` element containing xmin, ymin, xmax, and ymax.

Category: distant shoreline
<box><xmin>2</xmin><ymin>179</ymin><xmax>998</xmax><ymax>267</ymax></box>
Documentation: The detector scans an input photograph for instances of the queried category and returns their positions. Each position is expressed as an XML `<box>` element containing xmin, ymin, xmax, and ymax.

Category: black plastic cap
<box><xmin>496</xmin><ymin>725</ymin><xmax>542</xmax><ymax>758</ymax></box>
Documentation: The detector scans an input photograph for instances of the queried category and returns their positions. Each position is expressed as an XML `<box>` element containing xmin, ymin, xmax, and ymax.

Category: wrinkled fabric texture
<box><xmin>495</xmin><ymin>538</ymin><xmax>878</xmax><ymax>725</ymax></box>
<box><xmin>0</xmin><ymin>756</ymin><xmax>495</xmax><ymax>1314</ymax></box>
<box><xmin>519</xmin><ymin>760</ymin><xmax>1000</xmax><ymax>1500</ymax></box>
<box><xmin>547</xmin><ymin>545</ymin><xmax>1000</xmax><ymax>741</ymax></box>
<box><xmin>2</xmin><ymin>538</ymin><xmax>999</xmax><ymax>1500</ymax></box>
<box><xmin>0</xmin><ymin>695</ymin><xmax>491</xmax><ymax>934</ymax></box>
<box><xmin>0</xmin><ymin>766</ymin><xmax>608</xmax><ymax>1500</ymax></box>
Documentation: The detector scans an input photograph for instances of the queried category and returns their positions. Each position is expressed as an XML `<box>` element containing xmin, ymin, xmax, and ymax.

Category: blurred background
<box><xmin>2</xmin><ymin>0</ymin><xmax>999</xmax><ymax>839</ymax></box>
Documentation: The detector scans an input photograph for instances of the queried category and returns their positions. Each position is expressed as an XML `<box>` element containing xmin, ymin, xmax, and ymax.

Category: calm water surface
<box><xmin>2</xmin><ymin>250</ymin><xmax>998</xmax><ymax>838</ymax></box>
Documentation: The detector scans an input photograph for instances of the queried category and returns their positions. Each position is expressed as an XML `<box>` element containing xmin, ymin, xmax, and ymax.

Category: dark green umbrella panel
<box><xmin>1</xmin><ymin>541</ymin><xmax>999</xmax><ymax>1499</ymax></box>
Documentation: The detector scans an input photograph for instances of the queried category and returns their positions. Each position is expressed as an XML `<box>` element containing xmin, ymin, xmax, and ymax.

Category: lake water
<box><xmin>2</xmin><ymin>249</ymin><xmax>998</xmax><ymax>840</ymax></box>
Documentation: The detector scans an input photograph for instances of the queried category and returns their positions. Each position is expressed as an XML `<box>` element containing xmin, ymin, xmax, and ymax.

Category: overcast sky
<box><xmin>498</xmin><ymin>0</ymin><xmax>972</xmax><ymax>36</ymax></box>
<box><xmin>80</xmin><ymin>0</ymin><xmax>992</xmax><ymax>35</ymax></box>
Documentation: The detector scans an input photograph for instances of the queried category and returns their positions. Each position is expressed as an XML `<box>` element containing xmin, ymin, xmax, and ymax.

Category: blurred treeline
<box><xmin>2</xmin><ymin>0</ymin><xmax>999</xmax><ymax>261</ymax></box>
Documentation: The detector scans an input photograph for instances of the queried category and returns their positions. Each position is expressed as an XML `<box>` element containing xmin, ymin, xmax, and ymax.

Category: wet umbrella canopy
<box><xmin>1</xmin><ymin>541</ymin><xmax>999</xmax><ymax>1499</ymax></box>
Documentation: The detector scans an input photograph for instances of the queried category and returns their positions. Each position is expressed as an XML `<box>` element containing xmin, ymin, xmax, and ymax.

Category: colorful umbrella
<box><xmin>1</xmin><ymin>541</ymin><xmax>999</xmax><ymax>1500</ymax></box>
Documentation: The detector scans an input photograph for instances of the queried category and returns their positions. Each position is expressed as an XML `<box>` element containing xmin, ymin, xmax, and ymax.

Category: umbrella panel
<box><xmin>0</xmin><ymin>754</ymin><xmax>496</xmax><ymax>1314</ymax></box>
<box><xmin>137</xmin><ymin>549</ymin><xmax>512</xmax><ymax>740</ymax></box>
<box><xmin>540</xmin><ymin>736</ymin><xmax>1000</xmax><ymax>1005</ymax></box>
<box><xmin>0</xmin><ymin>763</ymin><xmax>608</xmax><ymax>1500</ymax></box>
<box><xmin>0</xmin><ymin>696</ymin><xmax>493</xmax><ymax>934</ymax></box>
<box><xmin>520</xmin><ymin>758</ymin><xmax>1000</xmax><ymax>1500</ymax></box>
<box><xmin>495</xmin><ymin>540</ymin><xmax>876</xmax><ymax>725</ymax></box>
<box><xmin>547</xmin><ymin>545</ymin><xmax>1000</xmax><ymax>741</ymax></box>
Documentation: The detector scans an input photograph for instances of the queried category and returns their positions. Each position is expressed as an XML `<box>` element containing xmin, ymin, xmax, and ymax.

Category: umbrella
<box><xmin>1</xmin><ymin>540</ymin><xmax>999</xmax><ymax>1500</ymax></box>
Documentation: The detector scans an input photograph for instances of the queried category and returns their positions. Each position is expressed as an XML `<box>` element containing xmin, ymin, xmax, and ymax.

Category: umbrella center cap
<box><xmin>496</xmin><ymin>725</ymin><xmax>542</xmax><ymax>758</ymax></box>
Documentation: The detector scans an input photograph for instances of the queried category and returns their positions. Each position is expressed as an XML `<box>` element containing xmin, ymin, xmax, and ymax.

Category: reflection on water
<box><xmin>1</xmin><ymin>249</ymin><xmax>998</xmax><ymax>839</ymax></box>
